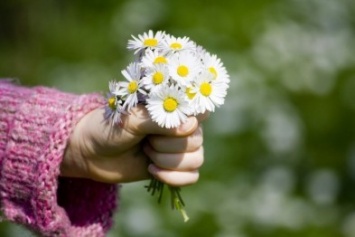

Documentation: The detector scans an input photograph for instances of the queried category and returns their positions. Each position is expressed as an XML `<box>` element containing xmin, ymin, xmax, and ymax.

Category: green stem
<box><xmin>169</xmin><ymin>186</ymin><xmax>189</xmax><ymax>222</ymax></box>
<box><xmin>146</xmin><ymin>178</ymin><xmax>189</xmax><ymax>222</ymax></box>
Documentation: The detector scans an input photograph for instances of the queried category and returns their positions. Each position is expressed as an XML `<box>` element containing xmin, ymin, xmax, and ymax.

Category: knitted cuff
<box><xmin>0</xmin><ymin>83</ymin><xmax>118</xmax><ymax>237</ymax></box>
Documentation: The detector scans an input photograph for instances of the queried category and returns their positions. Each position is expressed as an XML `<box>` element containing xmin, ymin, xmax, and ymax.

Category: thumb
<box><xmin>122</xmin><ymin>105</ymin><xmax>198</xmax><ymax>136</ymax></box>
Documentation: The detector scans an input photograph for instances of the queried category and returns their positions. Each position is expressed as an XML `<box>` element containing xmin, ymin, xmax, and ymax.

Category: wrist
<box><xmin>60</xmin><ymin>147</ymin><xmax>86</xmax><ymax>178</ymax></box>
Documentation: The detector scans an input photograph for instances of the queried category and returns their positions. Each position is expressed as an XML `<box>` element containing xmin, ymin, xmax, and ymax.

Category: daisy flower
<box><xmin>190</xmin><ymin>71</ymin><xmax>227</xmax><ymax>114</ymax></box>
<box><xmin>202</xmin><ymin>53</ymin><xmax>230</xmax><ymax>84</ymax></box>
<box><xmin>141</xmin><ymin>64</ymin><xmax>170</xmax><ymax>92</ymax></box>
<box><xmin>168</xmin><ymin>51</ymin><xmax>201</xmax><ymax>87</ymax></box>
<box><xmin>160</xmin><ymin>34</ymin><xmax>196</xmax><ymax>54</ymax></box>
<box><xmin>182</xmin><ymin>85</ymin><xmax>198</xmax><ymax>114</ymax></box>
<box><xmin>141</xmin><ymin>49</ymin><xmax>170</xmax><ymax>68</ymax></box>
<box><xmin>104</xmin><ymin>92</ymin><xmax>124</xmax><ymax>126</ymax></box>
<box><xmin>119</xmin><ymin>62</ymin><xmax>146</xmax><ymax>111</ymax></box>
<box><xmin>127</xmin><ymin>30</ymin><xmax>166</xmax><ymax>54</ymax></box>
<box><xmin>146</xmin><ymin>85</ymin><xmax>191</xmax><ymax>129</ymax></box>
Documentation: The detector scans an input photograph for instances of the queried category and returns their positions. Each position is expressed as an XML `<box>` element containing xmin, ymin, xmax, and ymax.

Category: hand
<box><xmin>61</xmin><ymin>105</ymin><xmax>205</xmax><ymax>186</ymax></box>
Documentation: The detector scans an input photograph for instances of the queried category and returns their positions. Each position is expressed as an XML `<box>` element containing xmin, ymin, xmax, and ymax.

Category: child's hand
<box><xmin>61</xmin><ymin>105</ymin><xmax>205</xmax><ymax>186</ymax></box>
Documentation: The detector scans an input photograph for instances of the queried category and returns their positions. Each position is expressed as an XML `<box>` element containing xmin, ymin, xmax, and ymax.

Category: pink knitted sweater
<box><xmin>0</xmin><ymin>80</ymin><xmax>118</xmax><ymax>237</ymax></box>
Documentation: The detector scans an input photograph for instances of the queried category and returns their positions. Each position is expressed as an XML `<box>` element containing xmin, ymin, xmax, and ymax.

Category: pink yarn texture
<box><xmin>0</xmin><ymin>80</ymin><xmax>118</xmax><ymax>237</ymax></box>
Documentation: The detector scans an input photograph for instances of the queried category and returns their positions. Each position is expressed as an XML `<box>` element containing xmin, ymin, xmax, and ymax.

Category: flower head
<box><xmin>119</xmin><ymin>62</ymin><xmax>146</xmax><ymax>111</ymax></box>
<box><xmin>141</xmin><ymin>49</ymin><xmax>170</xmax><ymax>68</ymax></box>
<box><xmin>104</xmin><ymin>92</ymin><xmax>124</xmax><ymax>126</ymax></box>
<box><xmin>141</xmin><ymin>64</ymin><xmax>170</xmax><ymax>93</ymax></box>
<box><xmin>202</xmin><ymin>53</ymin><xmax>230</xmax><ymax>84</ymax></box>
<box><xmin>168</xmin><ymin>51</ymin><xmax>201</xmax><ymax>87</ymax></box>
<box><xmin>128</xmin><ymin>30</ymin><xmax>166</xmax><ymax>54</ymax></box>
<box><xmin>190</xmin><ymin>71</ymin><xmax>227</xmax><ymax>114</ymax></box>
<box><xmin>146</xmin><ymin>85</ymin><xmax>191</xmax><ymax>128</ymax></box>
<box><xmin>160</xmin><ymin>34</ymin><xmax>196</xmax><ymax>54</ymax></box>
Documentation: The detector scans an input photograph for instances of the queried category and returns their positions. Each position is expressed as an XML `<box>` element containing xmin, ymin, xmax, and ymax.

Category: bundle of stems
<box><xmin>146</xmin><ymin>178</ymin><xmax>189</xmax><ymax>222</ymax></box>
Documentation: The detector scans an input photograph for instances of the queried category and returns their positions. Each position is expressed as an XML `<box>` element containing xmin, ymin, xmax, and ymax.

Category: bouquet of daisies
<box><xmin>104</xmin><ymin>30</ymin><xmax>230</xmax><ymax>221</ymax></box>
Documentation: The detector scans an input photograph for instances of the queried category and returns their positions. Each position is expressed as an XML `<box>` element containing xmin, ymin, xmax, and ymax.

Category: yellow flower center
<box><xmin>200</xmin><ymin>82</ymin><xmax>212</xmax><ymax>96</ymax></box>
<box><xmin>128</xmin><ymin>81</ymin><xmax>138</xmax><ymax>94</ymax></box>
<box><xmin>144</xmin><ymin>38</ymin><xmax>158</xmax><ymax>47</ymax></box>
<box><xmin>177</xmin><ymin>65</ymin><xmax>189</xmax><ymax>77</ymax></box>
<box><xmin>154</xmin><ymin>56</ymin><xmax>167</xmax><ymax>64</ymax></box>
<box><xmin>153</xmin><ymin>72</ymin><xmax>164</xmax><ymax>84</ymax></box>
<box><xmin>170</xmin><ymin>42</ymin><xmax>182</xmax><ymax>50</ymax></box>
<box><xmin>108</xmin><ymin>96</ymin><xmax>116</xmax><ymax>110</ymax></box>
<box><xmin>185</xmin><ymin>87</ymin><xmax>196</xmax><ymax>100</ymax></box>
<box><xmin>209</xmin><ymin>67</ymin><xmax>218</xmax><ymax>79</ymax></box>
<box><xmin>163</xmin><ymin>97</ymin><xmax>178</xmax><ymax>112</ymax></box>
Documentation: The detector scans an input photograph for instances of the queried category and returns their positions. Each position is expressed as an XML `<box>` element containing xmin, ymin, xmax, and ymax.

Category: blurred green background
<box><xmin>1</xmin><ymin>0</ymin><xmax>355</xmax><ymax>236</ymax></box>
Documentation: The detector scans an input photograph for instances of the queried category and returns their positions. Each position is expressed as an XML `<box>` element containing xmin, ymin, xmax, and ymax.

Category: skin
<box><xmin>61</xmin><ymin>105</ymin><xmax>207</xmax><ymax>187</ymax></box>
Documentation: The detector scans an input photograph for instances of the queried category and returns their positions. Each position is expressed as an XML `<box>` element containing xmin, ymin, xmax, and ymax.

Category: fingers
<box><xmin>78</xmin><ymin>105</ymin><xmax>205</xmax><ymax>185</ymax></box>
<box><xmin>121</xmin><ymin>105</ymin><xmax>198</xmax><ymax>137</ymax></box>
<box><xmin>82</xmin><ymin>106</ymin><xmax>199</xmax><ymax>156</ymax></box>
<box><xmin>147</xmin><ymin>126</ymin><xmax>203</xmax><ymax>153</ymax></box>
<box><xmin>144</xmin><ymin>145</ymin><xmax>204</xmax><ymax>171</ymax></box>
<box><xmin>85</xmin><ymin>148</ymin><xmax>151</xmax><ymax>183</ymax></box>
<box><xmin>148</xmin><ymin>164</ymin><xmax>200</xmax><ymax>187</ymax></box>
<box><xmin>143</xmin><ymin>128</ymin><xmax>204</xmax><ymax>187</ymax></box>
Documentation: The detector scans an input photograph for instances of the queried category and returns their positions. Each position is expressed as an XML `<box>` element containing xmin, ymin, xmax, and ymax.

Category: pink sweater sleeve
<box><xmin>0</xmin><ymin>80</ymin><xmax>118</xmax><ymax>237</ymax></box>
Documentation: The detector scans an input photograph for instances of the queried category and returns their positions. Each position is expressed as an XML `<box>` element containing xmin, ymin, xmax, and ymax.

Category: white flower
<box><xmin>182</xmin><ymin>85</ymin><xmax>199</xmax><ymax>115</ymax></box>
<box><xmin>168</xmin><ymin>51</ymin><xmax>201</xmax><ymax>87</ymax></box>
<box><xmin>141</xmin><ymin>49</ymin><xmax>170</xmax><ymax>68</ymax></box>
<box><xmin>146</xmin><ymin>85</ymin><xmax>191</xmax><ymax>129</ymax></box>
<box><xmin>119</xmin><ymin>62</ymin><xmax>146</xmax><ymax>110</ymax></box>
<box><xmin>202</xmin><ymin>53</ymin><xmax>230</xmax><ymax>84</ymax></box>
<box><xmin>108</xmin><ymin>80</ymin><xmax>121</xmax><ymax>95</ymax></box>
<box><xmin>195</xmin><ymin>45</ymin><xmax>207</xmax><ymax>59</ymax></box>
<box><xmin>104</xmin><ymin>92</ymin><xmax>124</xmax><ymax>126</ymax></box>
<box><xmin>106</xmin><ymin>30</ymin><xmax>230</xmax><ymax>128</ymax></box>
<box><xmin>127</xmin><ymin>30</ymin><xmax>166</xmax><ymax>54</ymax></box>
<box><xmin>160</xmin><ymin>34</ymin><xmax>195</xmax><ymax>53</ymax></box>
<box><xmin>190</xmin><ymin>71</ymin><xmax>227</xmax><ymax>114</ymax></box>
<box><xmin>141</xmin><ymin>64</ymin><xmax>170</xmax><ymax>92</ymax></box>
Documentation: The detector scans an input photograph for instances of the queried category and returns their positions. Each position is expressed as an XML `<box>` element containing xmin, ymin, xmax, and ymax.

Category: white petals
<box><xmin>160</xmin><ymin>34</ymin><xmax>196</xmax><ymax>53</ymax></box>
<box><xmin>127</xmin><ymin>30</ymin><xmax>166</xmax><ymax>54</ymax></box>
<box><xmin>168</xmin><ymin>51</ymin><xmax>201</xmax><ymax>87</ymax></box>
<box><xmin>119</xmin><ymin>62</ymin><xmax>145</xmax><ymax>110</ymax></box>
<box><xmin>141</xmin><ymin>64</ymin><xmax>170</xmax><ymax>92</ymax></box>
<box><xmin>106</xmin><ymin>30</ymin><xmax>230</xmax><ymax>127</ymax></box>
<box><xmin>146</xmin><ymin>85</ymin><xmax>191</xmax><ymax>128</ymax></box>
